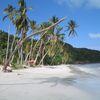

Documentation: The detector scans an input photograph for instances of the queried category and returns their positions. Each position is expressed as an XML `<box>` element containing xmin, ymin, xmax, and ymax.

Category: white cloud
<box><xmin>89</xmin><ymin>33</ymin><xmax>100</xmax><ymax>39</ymax></box>
<box><xmin>87</xmin><ymin>0</ymin><xmax>100</xmax><ymax>8</ymax></box>
<box><xmin>54</xmin><ymin>0</ymin><xmax>84</xmax><ymax>7</ymax></box>
<box><xmin>54</xmin><ymin>0</ymin><xmax>100</xmax><ymax>9</ymax></box>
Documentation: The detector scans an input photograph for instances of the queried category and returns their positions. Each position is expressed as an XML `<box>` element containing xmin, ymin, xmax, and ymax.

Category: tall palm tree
<box><xmin>25</xmin><ymin>20</ymin><xmax>37</xmax><ymax>62</ymax></box>
<box><xmin>50</xmin><ymin>19</ymin><xmax>78</xmax><ymax>64</ymax></box>
<box><xmin>48</xmin><ymin>27</ymin><xmax>64</xmax><ymax>65</ymax></box>
<box><xmin>15</xmin><ymin>0</ymin><xmax>29</xmax><ymax>64</ymax></box>
<box><xmin>61</xmin><ymin>20</ymin><xmax>78</xmax><ymax>64</ymax></box>
<box><xmin>3</xmin><ymin>0</ymin><xmax>31</xmax><ymax>65</ymax></box>
<box><xmin>3</xmin><ymin>5</ymin><xmax>17</xmax><ymax>64</ymax></box>
<box><xmin>35</xmin><ymin>22</ymin><xmax>51</xmax><ymax>65</ymax></box>
<box><xmin>34</xmin><ymin>17</ymin><xmax>61</xmax><ymax>65</ymax></box>
<box><xmin>48</xmin><ymin>16</ymin><xmax>65</xmax><ymax>64</ymax></box>
<box><xmin>67</xmin><ymin>20</ymin><xmax>78</xmax><ymax>36</ymax></box>
<box><xmin>15</xmin><ymin>0</ymin><xmax>29</xmax><ymax>36</ymax></box>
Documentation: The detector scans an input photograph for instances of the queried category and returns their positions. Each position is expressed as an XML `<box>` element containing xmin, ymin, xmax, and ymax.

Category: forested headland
<box><xmin>1</xmin><ymin>30</ymin><xmax>100</xmax><ymax>67</ymax></box>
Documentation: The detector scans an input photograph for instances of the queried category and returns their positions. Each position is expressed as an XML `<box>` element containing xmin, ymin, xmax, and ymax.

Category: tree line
<box><xmin>1</xmin><ymin>0</ymin><xmax>100</xmax><ymax>72</ymax></box>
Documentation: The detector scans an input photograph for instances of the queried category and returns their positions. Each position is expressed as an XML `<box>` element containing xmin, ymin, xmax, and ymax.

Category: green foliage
<box><xmin>0</xmin><ymin>30</ymin><xmax>100</xmax><ymax>65</ymax></box>
<box><xmin>1</xmin><ymin>0</ymin><xmax>100</xmax><ymax>68</ymax></box>
<box><xmin>73</xmin><ymin>48</ymin><xmax>100</xmax><ymax>63</ymax></box>
<box><xmin>67</xmin><ymin>20</ymin><xmax>78</xmax><ymax>36</ymax></box>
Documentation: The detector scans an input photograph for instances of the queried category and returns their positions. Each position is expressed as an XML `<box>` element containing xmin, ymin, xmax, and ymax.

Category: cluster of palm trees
<box><xmin>2</xmin><ymin>0</ymin><xmax>77</xmax><ymax>72</ymax></box>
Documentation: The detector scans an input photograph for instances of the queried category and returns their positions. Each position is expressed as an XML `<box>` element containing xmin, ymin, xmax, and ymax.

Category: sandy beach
<box><xmin>0</xmin><ymin>64</ymin><xmax>100</xmax><ymax>100</ymax></box>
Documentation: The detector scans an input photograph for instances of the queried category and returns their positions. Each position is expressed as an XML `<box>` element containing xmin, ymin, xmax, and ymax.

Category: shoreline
<box><xmin>0</xmin><ymin>64</ymin><xmax>100</xmax><ymax>100</ymax></box>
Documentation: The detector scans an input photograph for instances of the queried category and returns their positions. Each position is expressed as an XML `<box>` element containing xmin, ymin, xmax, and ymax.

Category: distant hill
<box><xmin>0</xmin><ymin>30</ymin><xmax>100</xmax><ymax>64</ymax></box>
<box><xmin>73</xmin><ymin>48</ymin><xmax>100</xmax><ymax>64</ymax></box>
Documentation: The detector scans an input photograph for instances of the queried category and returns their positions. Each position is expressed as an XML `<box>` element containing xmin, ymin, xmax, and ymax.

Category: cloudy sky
<box><xmin>0</xmin><ymin>0</ymin><xmax>100</xmax><ymax>50</ymax></box>
<box><xmin>55</xmin><ymin>0</ymin><xmax>100</xmax><ymax>8</ymax></box>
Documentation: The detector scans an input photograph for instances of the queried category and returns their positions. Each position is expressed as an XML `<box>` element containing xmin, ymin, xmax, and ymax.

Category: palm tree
<box><xmin>38</xmin><ymin>17</ymin><xmax>60</xmax><ymax>65</ymax></box>
<box><xmin>48</xmin><ymin>27</ymin><xmax>64</xmax><ymax>65</ymax></box>
<box><xmin>34</xmin><ymin>22</ymin><xmax>51</xmax><ymax>65</ymax></box>
<box><xmin>25</xmin><ymin>20</ymin><xmax>37</xmax><ymax>62</ymax></box>
<box><xmin>61</xmin><ymin>20</ymin><xmax>78</xmax><ymax>64</ymax></box>
<box><xmin>3</xmin><ymin>5</ymin><xmax>16</xmax><ymax>22</ymax></box>
<box><xmin>2</xmin><ymin>0</ymin><xmax>31</xmax><ymax>70</ymax></box>
<box><xmin>15</xmin><ymin>0</ymin><xmax>29</xmax><ymax>64</ymax></box>
<box><xmin>3</xmin><ymin>5</ymin><xmax>17</xmax><ymax>65</ymax></box>
<box><xmin>49</xmin><ymin>16</ymin><xmax>59</xmax><ymax>24</ymax></box>
<box><xmin>3</xmin><ymin>0</ymin><xmax>31</xmax><ymax>65</ymax></box>
<box><xmin>67</xmin><ymin>20</ymin><xmax>78</xmax><ymax>36</ymax></box>
<box><xmin>50</xmin><ymin>19</ymin><xmax>78</xmax><ymax>64</ymax></box>
<box><xmin>2</xmin><ymin>15</ymin><xmax>66</xmax><ymax>71</ymax></box>
<box><xmin>47</xmin><ymin>16</ymin><xmax>65</xmax><ymax>64</ymax></box>
<box><xmin>32</xmin><ymin>17</ymin><xmax>64</xmax><ymax>65</ymax></box>
<box><xmin>49</xmin><ymin>16</ymin><xmax>59</xmax><ymax>35</ymax></box>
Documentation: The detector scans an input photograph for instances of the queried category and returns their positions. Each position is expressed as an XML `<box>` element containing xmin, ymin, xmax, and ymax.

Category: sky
<box><xmin>0</xmin><ymin>0</ymin><xmax>100</xmax><ymax>50</ymax></box>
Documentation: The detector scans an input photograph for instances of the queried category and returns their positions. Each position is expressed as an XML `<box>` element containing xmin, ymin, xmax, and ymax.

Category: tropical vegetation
<box><xmin>0</xmin><ymin>0</ymin><xmax>100</xmax><ymax>72</ymax></box>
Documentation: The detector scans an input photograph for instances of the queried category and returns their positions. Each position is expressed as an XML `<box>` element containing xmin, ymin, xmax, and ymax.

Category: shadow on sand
<box><xmin>33</xmin><ymin>66</ymin><xmax>96</xmax><ymax>87</ymax></box>
<box><xmin>0</xmin><ymin>66</ymin><xmax>96</xmax><ymax>87</ymax></box>
<box><xmin>34</xmin><ymin>76</ymin><xmax>77</xmax><ymax>87</ymax></box>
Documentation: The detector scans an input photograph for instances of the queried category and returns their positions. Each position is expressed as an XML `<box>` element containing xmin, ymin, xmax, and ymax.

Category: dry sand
<box><xmin>0</xmin><ymin>64</ymin><xmax>100</xmax><ymax>100</ymax></box>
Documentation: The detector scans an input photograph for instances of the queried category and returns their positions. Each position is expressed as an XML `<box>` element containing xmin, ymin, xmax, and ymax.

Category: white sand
<box><xmin>0</xmin><ymin>64</ymin><xmax>100</xmax><ymax>100</ymax></box>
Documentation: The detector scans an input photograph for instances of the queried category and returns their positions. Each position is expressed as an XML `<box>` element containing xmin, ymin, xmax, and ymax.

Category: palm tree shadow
<box><xmin>34</xmin><ymin>76</ymin><xmax>77</xmax><ymax>87</ymax></box>
<box><xmin>0</xmin><ymin>77</ymin><xmax>76</xmax><ymax>87</ymax></box>
<box><xmin>34</xmin><ymin>66</ymin><xmax>96</xmax><ymax>87</ymax></box>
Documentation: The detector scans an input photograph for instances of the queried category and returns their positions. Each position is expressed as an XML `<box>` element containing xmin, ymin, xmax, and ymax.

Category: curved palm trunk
<box><xmin>39</xmin><ymin>48</ymin><xmax>48</xmax><ymax>65</ymax></box>
<box><xmin>41</xmin><ymin>45</ymin><xmax>45</xmax><ymax>65</ymax></box>
<box><xmin>24</xmin><ymin>37</ymin><xmax>34</xmax><ymax>64</ymax></box>
<box><xmin>25</xmin><ymin>52</ymin><xmax>30</xmax><ymax>62</ymax></box>
<box><xmin>20</xmin><ymin>30</ymin><xmax>25</xmax><ymax>65</ymax></box>
<box><xmin>17</xmin><ymin>48</ymin><xmax>21</xmax><ymax>64</ymax></box>
<box><xmin>50</xmin><ymin>54</ymin><xmax>57</xmax><ymax>65</ymax></box>
<box><xmin>29</xmin><ymin>37</ymin><xmax>34</xmax><ymax>59</ymax></box>
<box><xmin>32</xmin><ymin>30</ymin><xmax>48</xmax><ymax>56</ymax></box>
<box><xmin>10</xmin><ymin>34</ymin><xmax>17</xmax><ymax>54</ymax></box>
<box><xmin>20</xmin><ymin>45</ymin><xmax>23</xmax><ymax>64</ymax></box>
<box><xmin>34</xmin><ymin>40</ymin><xmax>43</xmax><ymax>65</ymax></box>
<box><xmin>3</xmin><ymin>45</ymin><xmax>19</xmax><ymax>71</ymax></box>
<box><xmin>10</xmin><ymin>34</ymin><xmax>17</xmax><ymax>63</ymax></box>
<box><xmin>5</xmin><ymin>33</ymin><xmax>10</xmax><ymax>61</ymax></box>
<box><xmin>5</xmin><ymin>24</ymin><xmax>10</xmax><ymax>62</ymax></box>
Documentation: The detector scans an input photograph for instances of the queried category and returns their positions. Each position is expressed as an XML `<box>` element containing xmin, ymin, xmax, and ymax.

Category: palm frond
<box><xmin>67</xmin><ymin>20</ymin><xmax>78</xmax><ymax>37</ymax></box>
<box><xmin>2</xmin><ymin>15</ymin><xmax>8</xmax><ymax>21</ymax></box>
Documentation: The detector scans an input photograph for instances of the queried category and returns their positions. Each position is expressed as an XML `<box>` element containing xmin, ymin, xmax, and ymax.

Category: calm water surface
<box><xmin>73</xmin><ymin>63</ymin><xmax>100</xmax><ymax>100</ymax></box>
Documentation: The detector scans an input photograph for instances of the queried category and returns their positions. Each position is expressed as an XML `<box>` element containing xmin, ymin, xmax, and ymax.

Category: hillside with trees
<box><xmin>0</xmin><ymin>30</ymin><xmax>100</xmax><ymax>66</ymax></box>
